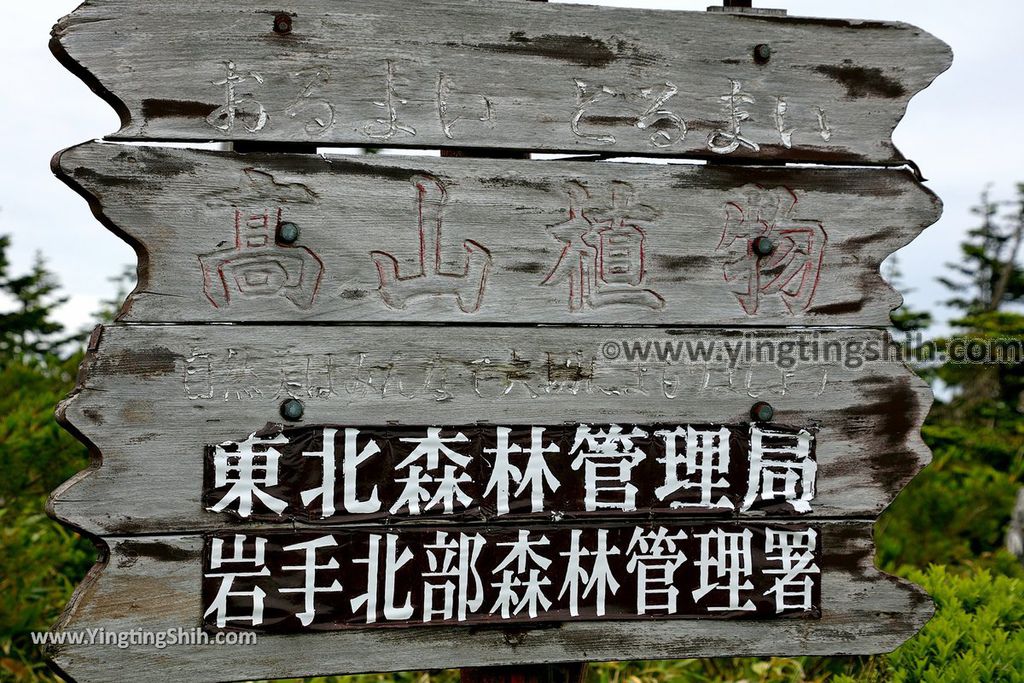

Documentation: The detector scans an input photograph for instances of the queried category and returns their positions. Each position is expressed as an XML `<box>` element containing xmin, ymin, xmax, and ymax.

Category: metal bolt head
<box><xmin>280</xmin><ymin>398</ymin><xmax>304</xmax><ymax>421</ymax></box>
<box><xmin>753</xmin><ymin>236</ymin><xmax>777</xmax><ymax>257</ymax></box>
<box><xmin>753</xmin><ymin>43</ymin><xmax>772</xmax><ymax>64</ymax></box>
<box><xmin>274</xmin><ymin>13</ymin><xmax>293</xmax><ymax>34</ymax></box>
<box><xmin>751</xmin><ymin>401</ymin><xmax>775</xmax><ymax>422</ymax></box>
<box><xmin>277</xmin><ymin>221</ymin><xmax>300</xmax><ymax>245</ymax></box>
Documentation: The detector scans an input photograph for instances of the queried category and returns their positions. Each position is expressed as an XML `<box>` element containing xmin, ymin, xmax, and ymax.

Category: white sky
<box><xmin>2</xmin><ymin>1</ymin><xmax>1022</xmax><ymax>334</ymax></box>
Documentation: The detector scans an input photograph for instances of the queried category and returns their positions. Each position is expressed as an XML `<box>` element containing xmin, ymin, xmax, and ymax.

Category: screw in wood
<box><xmin>274</xmin><ymin>13</ymin><xmax>293</xmax><ymax>34</ymax></box>
<box><xmin>277</xmin><ymin>221</ymin><xmax>300</xmax><ymax>245</ymax></box>
<box><xmin>753</xmin><ymin>43</ymin><xmax>772</xmax><ymax>64</ymax></box>
<box><xmin>280</xmin><ymin>398</ymin><xmax>304</xmax><ymax>421</ymax></box>
<box><xmin>753</xmin><ymin>235</ymin><xmax>777</xmax><ymax>257</ymax></box>
<box><xmin>750</xmin><ymin>401</ymin><xmax>775</xmax><ymax>422</ymax></box>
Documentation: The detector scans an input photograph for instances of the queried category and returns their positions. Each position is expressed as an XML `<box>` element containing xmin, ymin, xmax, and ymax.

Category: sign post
<box><xmin>48</xmin><ymin>1</ymin><xmax>951</xmax><ymax>681</ymax></box>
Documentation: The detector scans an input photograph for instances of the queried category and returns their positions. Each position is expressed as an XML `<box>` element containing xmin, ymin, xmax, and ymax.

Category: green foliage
<box><xmin>1</xmin><ymin>186</ymin><xmax>1022</xmax><ymax>683</ymax></box>
<box><xmin>0</xmin><ymin>350</ymin><xmax>95</xmax><ymax>682</ymax></box>
<box><xmin>0</xmin><ymin>353</ymin><xmax>89</xmax><ymax>506</ymax></box>
<box><xmin>583</xmin><ymin>657</ymin><xmax>866</xmax><ymax>683</ymax></box>
<box><xmin>876</xmin><ymin>423</ymin><xmax>1021</xmax><ymax>572</ymax></box>
<box><xmin>290</xmin><ymin>672</ymin><xmax>460</xmax><ymax>683</ymax></box>
<box><xmin>0</xmin><ymin>502</ymin><xmax>95</xmax><ymax>682</ymax></box>
<box><xmin>313</xmin><ymin>658</ymin><xmax>868</xmax><ymax>683</ymax></box>
<box><xmin>922</xmin><ymin>420</ymin><xmax>1024</xmax><ymax>480</ymax></box>
<box><xmin>939</xmin><ymin>185</ymin><xmax>1024</xmax><ymax>315</ymax></box>
<box><xmin>0</xmin><ymin>247</ymin><xmax>96</xmax><ymax>681</ymax></box>
<box><xmin>0</xmin><ymin>238</ymin><xmax>77</xmax><ymax>366</ymax></box>
<box><xmin>932</xmin><ymin>311</ymin><xmax>1024</xmax><ymax>416</ymax></box>
<box><xmin>934</xmin><ymin>187</ymin><xmax>1024</xmax><ymax>421</ymax></box>
<box><xmin>881</xmin><ymin>566</ymin><xmax>1024</xmax><ymax>682</ymax></box>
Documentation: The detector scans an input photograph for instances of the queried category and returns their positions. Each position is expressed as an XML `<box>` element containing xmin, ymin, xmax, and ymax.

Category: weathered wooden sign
<box><xmin>55</xmin><ymin>144</ymin><xmax>941</xmax><ymax>326</ymax></box>
<box><xmin>201</xmin><ymin>421</ymin><xmax>820</xmax><ymax>523</ymax></box>
<box><xmin>55</xmin><ymin>325</ymin><xmax>928</xmax><ymax>536</ymax></box>
<box><xmin>51</xmin><ymin>0</ymin><xmax>951</xmax><ymax>163</ymax></box>
<box><xmin>203</xmin><ymin>523</ymin><xmax>825</xmax><ymax>631</ymax></box>
<box><xmin>48</xmin><ymin>1</ymin><xmax>949</xmax><ymax>681</ymax></box>
<box><xmin>51</xmin><ymin>523</ymin><xmax>926</xmax><ymax>679</ymax></box>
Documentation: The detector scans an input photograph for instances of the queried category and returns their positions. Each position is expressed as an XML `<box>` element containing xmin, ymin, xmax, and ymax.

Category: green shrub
<box><xmin>876</xmin><ymin>442</ymin><xmax>1020</xmax><ymax>573</ymax></box>
<box><xmin>0</xmin><ymin>500</ymin><xmax>96</xmax><ymax>682</ymax></box>
<box><xmin>0</xmin><ymin>355</ymin><xmax>96</xmax><ymax>682</ymax></box>
<box><xmin>0</xmin><ymin>354</ymin><xmax>88</xmax><ymax>506</ymax></box>
<box><xmin>880</xmin><ymin>565</ymin><xmax>1024</xmax><ymax>682</ymax></box>
<box><xmin>921</xmin><ymin>423</ymin><xmax>1024</xmax><ymax>480</ymax></box>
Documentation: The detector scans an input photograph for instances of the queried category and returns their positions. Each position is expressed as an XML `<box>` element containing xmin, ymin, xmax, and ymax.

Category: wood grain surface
<box><xmin>52</xmin><ymin>325</ymin><xmax>931</xmax><ymax>536</ymax></box>
<box><xmin>55</xmin><ymin>143</ymin><xmax>942</xmax><ymax>327</ymax></box>
<box><xmin>51</xmin><ymin>0</ymin><xmax>951</xmax><ymax>162</ymax></box>
<box><xmin>47</xmin><ymin>2</ymin><xmax>949</xmax><ymax>675</ymax></box>
<box><xmin>44</xmin><ymin>523</ymin><xmax>932</xmax><ymax>682</ymax></box>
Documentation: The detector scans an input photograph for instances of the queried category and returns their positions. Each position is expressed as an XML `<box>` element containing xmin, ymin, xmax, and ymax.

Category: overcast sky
<box><xmin>3</xmin><ymin>1</ymin><xmax>1021</xmax><ymax>333</ymax></box>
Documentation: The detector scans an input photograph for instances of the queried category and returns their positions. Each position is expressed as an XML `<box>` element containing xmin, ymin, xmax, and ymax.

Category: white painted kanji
<box><xmin>655</xmin><ymin>426</ymin><xmax>734</xmax><ymax>509</ymax></box>
<box><xmin>280</xmin><ymin>535</ymin><xmax>344</xmax><ymax>627</ymax></box>
<box><xmin>208</xmin><ymin>432</ymin><xmax>289</xmax><ymax>517</ymax></box>
<box><xmin>422</xmin><ymin>531</ymin><xmax>487</xmax><ymax>622</ymax></box>
<box><xmin>205</xmin><ymin>423</ymin><xmax>818</xmax><ymax>520</ymax></box>
<box><xmin>391</xmin><ymin>428</ymin><xmax>474</xmax><ymax>515</ymax></box>
<box><xmin>558</xmin><ymin>529</ymin><xmax>621</xmax><ymax>617</ymax></box>
<box><xmin>300</xmin><ymin>428</ymin><xmax>383</xmax><ymax>517</ymax></box>
<box><xmin>569</xmin><ymin>424</ymin><xmax>648</xmax><ymax>511</ymax></box>
<box><xmin>350</xmin><ymin>533</ymin><xmax>415</xmax><ymax>623</ymax></box>
<box><xmin>490</xmin><ymin>530</ymin><xmax>553</xmax><ymax>619</ymax></box>
<box><xmin>742</xmin><ymin>426</ymin><xmax>817</xmax><ymax>513</ymax></box>
<box><xmin>692</xmin><ymin>528</ymin><xmax>756</xmax><ymax>612</ymax></box>
<box><xmin>625</xmin><ymin>527</ymin><xmax>689</xmax><ymax>615</ymax></box>
<box><xmin>483</xmin><ymin>426</ymin><xmax>561</xmax><ymax>515</ymax></box>
<box><xmin>203</xmin><ymin>534</ymin><xmax>270</xmax><ymax>628</ymax></box>
<box><xmin>764</xmin><ymin>528</ymin><xmax>820</xmax><ymax>612</ymax></box>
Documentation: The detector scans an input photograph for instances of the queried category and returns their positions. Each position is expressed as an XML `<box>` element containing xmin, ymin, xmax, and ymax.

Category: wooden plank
<box><xmin>50</xmin><ymin>0</ymin><xmax>951</xmax><ymax>163</ymax></box>
<box><xmin>199</xmin><ymin>422</ymin><xmax>821</xmax><ymax>524</ymax></box>
<box><xmin>54</xmin><ymin>143</ymin><xmax>942</xmax><ymax>326</ymax></box>
<box><xmin>46</xmin><ymin>523</ymin><xmax>933</xmax><ymax>683</ymax></box>
<box><xmin>197</xmin><ymin>523</ymin><xmax>826</xmax><ymax>632</ymax></box>
<box><xmin>51</xmin><ymin>325</ymin><xmax>931</xmax><ymax>536</ymax></box>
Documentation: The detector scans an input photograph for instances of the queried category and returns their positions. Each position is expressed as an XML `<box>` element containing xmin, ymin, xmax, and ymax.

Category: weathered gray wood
<box><xmin>48</xmin><ymin>3</ymin><xmax>948</xmax><ymax>673</ymax></box>
<box><xmin>55</xmin><ymin>143</ymin><xmax>942</xmax><ymax>326</ymax></box>
<box><xmin>51</xmin><ymin>0</ymin><xmax>951</xmax><ymax>163</ymax></box>
<box><xmin>51</xmin><ymin>325</ymin><xmax>931</xmax><ymax>536</ymax></box>
<box><xmin>46</xmin><ymin>523</ymin><xmax>932</xmax><ymax>683</ymax></box>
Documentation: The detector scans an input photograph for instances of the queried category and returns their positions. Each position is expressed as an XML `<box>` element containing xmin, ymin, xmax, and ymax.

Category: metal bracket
<box><xmin>707</xmin><ymin>5</ymin><xmax>788</xmax><ymax>17</ymax></box>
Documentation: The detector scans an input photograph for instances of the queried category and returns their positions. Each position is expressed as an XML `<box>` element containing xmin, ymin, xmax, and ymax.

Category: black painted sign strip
<box><xmin>203</xmin><ymin>423</ymin><xmax>818</xmax><ymax>524</ymax></box>
<box><xmin>202</xmin><ymin>523</ymin><xmax>822</xmax><ymax>632</ymax></box>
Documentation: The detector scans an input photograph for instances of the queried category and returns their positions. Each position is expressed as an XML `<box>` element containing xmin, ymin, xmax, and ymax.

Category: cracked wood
<box><xmin>52</xmin><ymin>0</ymin><xmax>950</xmax><ymax>163</ymax></box>
<box><xmin>55</xmin><ymin>143</ymin><xmax>942</xmax><ymax>326</ymax></box>
<box><xmin>44</xmin><ymin>524</ymin><xmax>931</xmax><ymax>682</ymax></box>
<box><xmin>52</xmin><ymin>325</ymin><xmax>931</xmax><ymax>537</ymax></box>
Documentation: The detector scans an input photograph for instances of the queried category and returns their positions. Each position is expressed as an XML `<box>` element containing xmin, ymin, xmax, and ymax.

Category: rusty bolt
<box><xmin>753</xmin><ymin>236</ymin><xmax>777</xmax><ymax>257</ymax></box>
<box><xmin>753</xmin><ymin>43</ymin><xmax>772</xmax><ymax>64</ymax></box>
<box><xmin>280</xmin><ymin>398</ymin><xmax>304</xmax><ymax>421</ymax></box>
<box><xmin>277</xmin><ymin>221</ymin><xmax>300</xmax><ymax>245</ymax></box>
<box><xmin>274</xmin><ymin>13</ymin><xmax>293</xmax><ymax>34</ymax></box>
<box><xmin>751</xmin><ymin>401</ymin><xmax>775</xmax><ymax>422</ymax></box>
